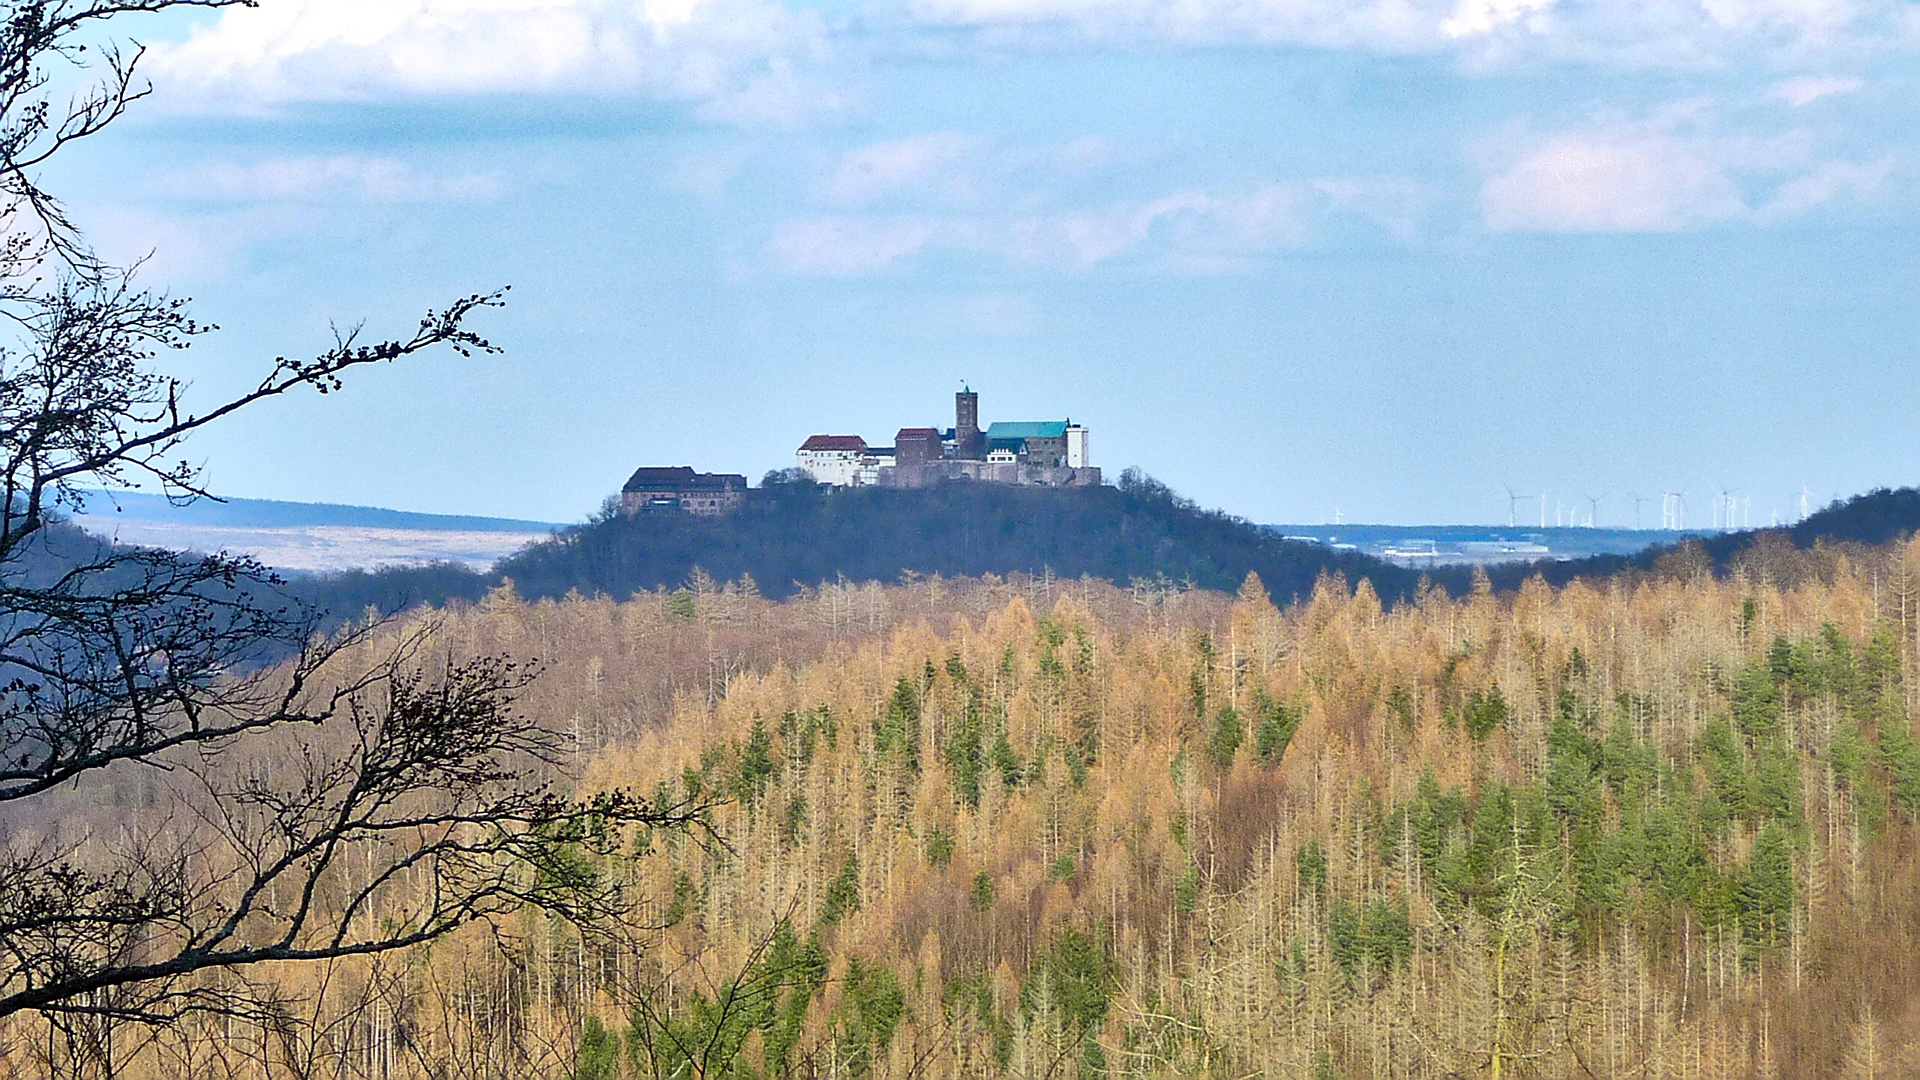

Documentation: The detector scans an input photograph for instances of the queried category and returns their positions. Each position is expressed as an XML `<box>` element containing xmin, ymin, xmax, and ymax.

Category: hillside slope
<box><xmin>1783</xmin><ymin>485</ymin><xmax>1920</xmax><ymax>547</ymax></box>
<box><xmin>1491</xmin><ymin>484</ymin><xmax>1920</xmax><ymax>589</ymax></box>
<box><xmin>491</xmin><ymin>474</ymin><xmax>1419</xmax><ymax>604</ymax></box>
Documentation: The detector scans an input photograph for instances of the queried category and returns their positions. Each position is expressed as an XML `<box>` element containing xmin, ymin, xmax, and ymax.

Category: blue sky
<box><xmin>48</xmin><ymin>0</ymin><xmax>1920</xmax><ymax>526</ymax></box>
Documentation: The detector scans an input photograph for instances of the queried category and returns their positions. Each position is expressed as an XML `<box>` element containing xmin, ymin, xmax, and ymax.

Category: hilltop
<box><xmin>489</xmin><ymin>471</ymin><xmax>1418</xmax><ymax>604</ymax></box>
<box><xmin>1778</xmin><ymin>485</ymin><xmax>1920</xmax><ymax>547</ymax></box>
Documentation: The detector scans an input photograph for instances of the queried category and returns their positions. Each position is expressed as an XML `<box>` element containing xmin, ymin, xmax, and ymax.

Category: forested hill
<box><xmin>489</xmin><ymin>475</ymin><xmax>1418</xmax><ymax>604</ymax></box>
<box><xmin>1690</xmin><ymin>485</ymin><xmax>1920</xmax><ymax>564</ymax></box>
<box><xmin>1782</xmin><ymin>485</ymin><xmax>1920</xmax><ymax>547</ymax></box>
<box><xmin>1491</xmin><ymin>484</ymin><xmax>1920</xmax><ymax>588</ymax></box>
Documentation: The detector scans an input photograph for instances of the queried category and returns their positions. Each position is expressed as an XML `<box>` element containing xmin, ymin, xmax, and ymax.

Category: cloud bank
<box><xmin>1481</xmin><ymin>105</ymin><xmax>1892</xmax><ymax>232</ymax></box>
<box><xmin>148</xmin><ymin>0</ymin><xmax>842</xmax><ymax>122</ymax></box>
<box><xmin>761</xmin><ymin>134</ymin><xmax>1438</xmax><ymax>275</ymax></box>
<box><xmin>905</xmin><ymin>0</ymin><xmax>1913</xmax><ymax>67</ymax></box>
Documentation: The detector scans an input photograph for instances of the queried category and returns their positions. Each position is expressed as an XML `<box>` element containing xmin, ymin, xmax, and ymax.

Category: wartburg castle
<box><xmin>620</xmin><ymin>387</ymin><xmax>1099</xmax><ymax>516</ymax></box>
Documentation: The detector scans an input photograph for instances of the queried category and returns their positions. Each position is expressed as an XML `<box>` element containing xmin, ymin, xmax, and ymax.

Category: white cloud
<box><xmin>1755</xmin><ymin>155</ymin><xmax>1891</xmax><ymax>219</ymax></box>
<box><xmin>80</xmin><ymin>157</ymin><xmax>506</xmax><ymax>281</ymax></box>
<box><xmin>765</xmin><ymin>216</ymin><xmax>940</xmax><ymax>274</ymax></box>
<box><xmin>820</xmin><ymin>131</ymin><xmax>1123</xmax><ymax>211</ymax></box>
<box><xmin>827</xmin><ymin>132</ymin><xmax>981</xmax><ymax>203</ymax></box>
<box><xmin>1698</xmin><ymin>0</ymin><xmax>1854</xmax><ymax>34</ymax></box>
<box><xmin>1441</xmin><ymin>0</ymin><xmax>1554</xmax><ymax>40</ymax></box>
<box><xmin>907</xmin><ymin>0</ymin><xmax>1447</xmax><ymax>52</ymax></box>
<box><xmin>1312</xmin><ymin>176</ymin><xmax>1440</xmax><ymax>239</ymax></box>
<box><xmin>760</xmin><ymin>129</ymin><xmax>1443</xmax><ymax>276</ymax></box>
<box><xmin>128</xmin><ymin>0</ymin><xmax>1909</xmax><ymax>116</ymax></box>
<box><xmin>159</xmin><ymin>156</ymin><xmax>502</xmax><ymax>204</ymax></box>
<box><xmin>949</xmin><ymin>291</ymin><xmax>1041</xmax><ymax>334</ymax></box>
<box><xmin>1770</xmin><ymin>74</ymin><xmax>1866</xmax><ymax>105</ymax></box>
<box><xmin>147</xmin><ymin>0</ymin><xmax>837</xmax><ymax>120</ymax></box>
<box><xmin>764</xmin><ymin>173</ymin><xmax>1427</xmax><ymax>275</ymax></box>
<box><xmin>1035</xmin><ymin>190</ymin><xmax>1227</xmax><ymax>265</ymax></box>
<box><xmin>1481</xmin><ymin>107</ymin><xmax>1889</xmax><ymax>232</ymax></box>
<box><xmin>86</xmin><ymin>204</ymin><xmax>305</xmax><ymax>281</ymax></box>
<box><xmin>905</xmin><ymin>0</ymin><xmax>1901</xmax><ymax>68</ymax></box>
<box><xmin>1483</xmin><ymin>128</ymin><xmax>1746</xmax><ymax>232</ymax></box>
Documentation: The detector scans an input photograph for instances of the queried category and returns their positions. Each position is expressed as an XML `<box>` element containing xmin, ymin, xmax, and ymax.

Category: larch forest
<box><xmin>10</xmin><ymin>537</ymin><xmax>1920</xmax><ymax>1080</ymax></box>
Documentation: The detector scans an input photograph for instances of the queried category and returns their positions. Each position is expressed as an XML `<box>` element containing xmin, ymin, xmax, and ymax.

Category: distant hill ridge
<box><xmin>1687</xmin><ymin>485</ymin><xmax>1920</xmax><ymax>565</ymax></box>
<box><xmin>71</xmin><ymin>491</ymin><xmax>562</xmax><ymax>534</ymax></box>
<box><xmin>1487</xmin><ymin>484</ymin><xmax>1920</xmax><ymax>588</ymax></box>
<box><xmin>1781</xmin><ymin>485</ymin><xmax>1920</xmax><ymax>547</ymax></box>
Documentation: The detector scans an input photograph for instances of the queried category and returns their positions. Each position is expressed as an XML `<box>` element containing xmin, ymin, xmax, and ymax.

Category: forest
<box><xmin>277</xmin><ymin>482</ymin><xmax>1920</xmax><ymax>631</ymax></box>
<box><xmin>12</xmin><ymin>526</ymin><xmax>1920</xmax><ymax>1079</ymax></box>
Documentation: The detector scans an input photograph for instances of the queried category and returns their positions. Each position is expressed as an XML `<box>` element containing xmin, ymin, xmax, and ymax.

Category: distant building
<box><xmin>1066</xmin><ymin>423</ymin><xmax>1089</xmax><ymax>467</ymax></box>
<box><xmin>985</xmin><ymin>421</ymin><xmax>1068</xmax><ymax>466</ymax></box>
<box><xmin>620</xmin><ymin>467</ymin><xmax>747</xmax><ymax>516</ymax></box>
<box><xmin>795</xmin><ymin>389</ymin><xmax>1099</xmax><ymax>490</ymax></box>
<box><xmin>796</xmin><ymin>435</ymin><xmax>871</xmax><ymax>486</ymax></box>
<box><xmin>857</xmin><ymin>446</ymin><xmax>894</xmax><ymax>487</ymax></box>
<box><xmin>954</xmin><ymin>387</ymin><xmax>984</xmax><ymax>460</ymax></box>
<box><xmin>895</xmin><ymin>427</ymin><xmax>942</xmax><ymax>471</ymax></box>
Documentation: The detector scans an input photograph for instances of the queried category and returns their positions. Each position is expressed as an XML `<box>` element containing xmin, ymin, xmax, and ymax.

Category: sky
<box><xmin>42</xmin><ymin>0</ymin><xmax>1920</xmax><ymax>526</ymax></box>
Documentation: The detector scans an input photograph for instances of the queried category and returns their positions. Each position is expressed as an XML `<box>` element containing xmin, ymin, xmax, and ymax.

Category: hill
<box><xmin>70</xmin><ymin>490</ymin><xmax>561</xmax><ymax>532</ymax></box>
<box><xmin>1784</xmin><ymin>485</ymin><xmax>1920</xmax><ymax>547</ymax></box>
<box><xmin>1483</xmin><ymin>485</ymin><xmax>1920</xmax><ymax>589</ymax></box>
<box><xmin>488</xmin><ymin>472</ymin><xmax>1420</xmax><ymax>605</ymax></box>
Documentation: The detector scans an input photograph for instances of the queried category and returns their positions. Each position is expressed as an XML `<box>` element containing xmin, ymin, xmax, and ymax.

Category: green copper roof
<box><xmin>985</xmin><ymin>421</ymin><xmax>1068</xmax><ymax>440</ymax></box>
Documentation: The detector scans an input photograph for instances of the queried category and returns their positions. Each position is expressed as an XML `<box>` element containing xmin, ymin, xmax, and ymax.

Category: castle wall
<box><xmin>878</xmin><ymin>461</ymin><xmax>1100</xmax><ymax>488</ymax></box>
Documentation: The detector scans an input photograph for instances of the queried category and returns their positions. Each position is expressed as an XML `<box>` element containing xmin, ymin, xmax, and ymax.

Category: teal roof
<box><xmin>985</xmin><ymin>421</ymin><xmax>1068</xmax><ymax>441</ymax></box>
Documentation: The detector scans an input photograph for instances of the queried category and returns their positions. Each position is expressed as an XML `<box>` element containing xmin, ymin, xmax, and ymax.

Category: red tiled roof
<box><xmin>895</xmin><ymin>427</ymin><xmax>940</xmax><ymax>439</ymax></box>
<box><xmin>799</xmin><ymin>435</ymin><xmax>867</xmax><ymax>452</ymax></box>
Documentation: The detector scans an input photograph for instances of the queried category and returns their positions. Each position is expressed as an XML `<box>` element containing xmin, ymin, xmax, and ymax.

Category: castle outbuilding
<box><xmin>795</xmin><ymin>435</ymin><xmax>872</xmax><ymax>487</ymax></box>
<box><xmin>620</xmin><ymin>467</ymin><xmax>747</xmax><ymax>516</ymax></box>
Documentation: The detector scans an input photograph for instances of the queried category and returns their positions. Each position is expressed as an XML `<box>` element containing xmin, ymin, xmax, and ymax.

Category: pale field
<box><xmin>70</xmin><ymin>519</ymin><xmax>547</xmax><ymax>571</ymax></box>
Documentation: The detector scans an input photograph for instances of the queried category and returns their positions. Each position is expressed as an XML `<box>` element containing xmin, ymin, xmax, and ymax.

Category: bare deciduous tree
<box><xmin>0</xmin><ymin>0</ymin><xmax>702</xmax><ymax>1036</ymax></box>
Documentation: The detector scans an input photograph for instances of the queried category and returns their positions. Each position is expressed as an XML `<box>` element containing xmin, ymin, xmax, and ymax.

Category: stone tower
<box><xmin>955</xmin><ymin>386</ymin><xmax>984</xmax><ymax>459</ymax></box>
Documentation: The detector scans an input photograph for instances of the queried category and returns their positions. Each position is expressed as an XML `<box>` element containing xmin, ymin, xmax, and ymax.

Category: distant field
<box><xmin>69</xmin><ymin>492</ymin><xmax>563</xmax><ymax>572</ymax></box>
<box><xmin>1264</xmin><ymin>522</ymin><xmax>1709</xmax><ymax>566</ymax></box>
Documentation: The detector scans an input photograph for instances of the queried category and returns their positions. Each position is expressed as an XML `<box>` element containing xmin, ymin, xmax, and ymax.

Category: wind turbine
<box><xmin>1503</xmin><ymin>485</ymin><xmax>1533</xmax><ymax>529</ymax></box>
<box><xmin>1584</xmin><ymin>492</ymin><xmax>1608</xmax><ymax>529</ymax></box>
<box><xmin>1663</xmin><ymin>490</ymin><xmax>1687</xmax><ymax>530</ymax></box>
<box><xmin>1628</xmin><ymin>491</ymin><xmax>1650</xmax><ymax>530</ymax></box>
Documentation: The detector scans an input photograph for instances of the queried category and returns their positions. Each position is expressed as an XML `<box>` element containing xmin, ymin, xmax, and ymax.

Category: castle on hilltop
<box><xmin>620</xmin><ymin>467</ymin><xmax>747</xmax><ymax>516</ymax></box>
<box><xmin>615</xmin><ymin>389</ymin><xmax>1097</xmax><ymax>517</ymax></box>
<box><xmin>796</xmin><ymin>388</ymin><xmax>1100</xmax><ymax>489</ymax></box>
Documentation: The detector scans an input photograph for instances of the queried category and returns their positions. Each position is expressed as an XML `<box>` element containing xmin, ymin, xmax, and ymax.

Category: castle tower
<box><xmin>956</xmin><ymin>385</ymin><xmax>984</xmax><ymax>459</ymax></box>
